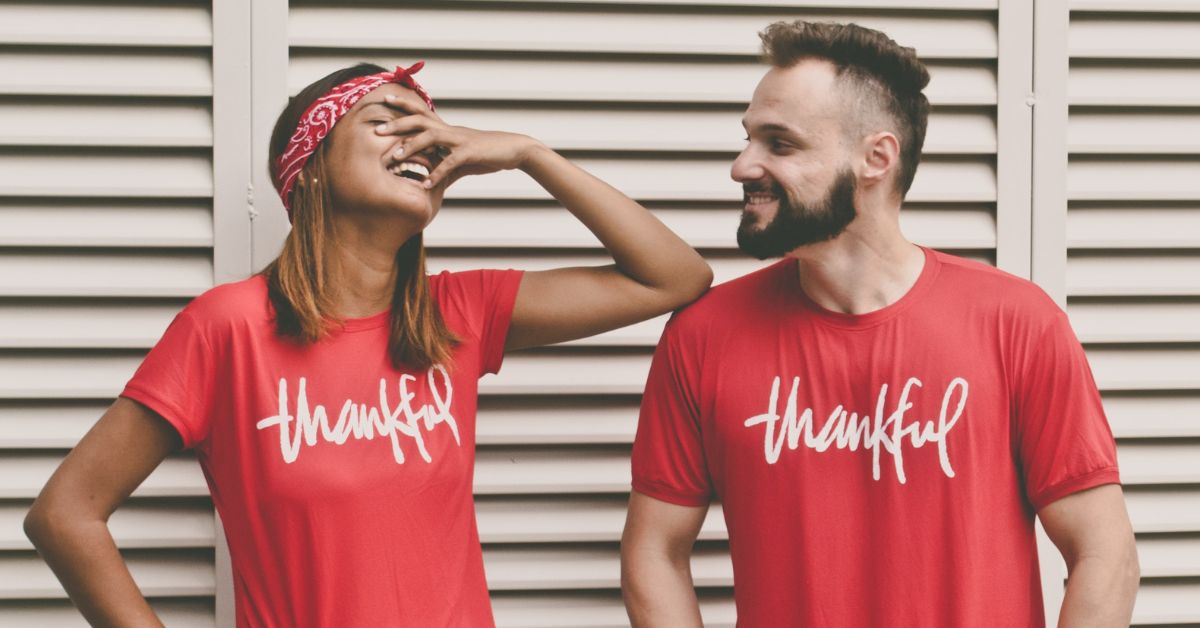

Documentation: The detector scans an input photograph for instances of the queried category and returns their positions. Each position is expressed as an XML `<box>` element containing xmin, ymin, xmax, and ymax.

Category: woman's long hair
<box><xmin>264</xmin><ymin>63</ymin><xmax>457</xmax><ymax>370</ymax></box>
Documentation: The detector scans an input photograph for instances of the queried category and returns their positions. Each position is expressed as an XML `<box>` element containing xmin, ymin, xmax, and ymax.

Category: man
<box><xmin>622</xmin><ymin>20</ymin><xmax>1140</xmax><ymax>628</ymax></box>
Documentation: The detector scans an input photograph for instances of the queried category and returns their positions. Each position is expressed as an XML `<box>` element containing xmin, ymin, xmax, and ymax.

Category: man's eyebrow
<box><xmin>754</xmin><ymin>122</ymin><xmax>800</xmax><ymax>136</ymax></box>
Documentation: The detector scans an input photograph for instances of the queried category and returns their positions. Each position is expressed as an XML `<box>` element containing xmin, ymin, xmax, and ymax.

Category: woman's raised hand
<box><xmin>374</xmin><ymin>93</ymin><xmax>543</xmax><ymax>189</ymax></box>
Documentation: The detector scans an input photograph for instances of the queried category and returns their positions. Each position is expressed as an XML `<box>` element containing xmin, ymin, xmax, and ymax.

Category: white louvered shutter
<box><xmin>3</xmin><ymin>1</ymin><xmax>1192</xmax><ymax>627</ymax></box>
<box><xmin>0</xmin><ymin>1</ymin><xmax>218</xmax><ymax>626</ymax></box>
<box><xmin>1066</xmin><ymin>3</ymin><xmax>1200</xmax><ymax>625</ymax></box>
<box><xmin>285</xmin><ymin>2</ymin><xmax>1004</xmax><ymax>625</ymax></box>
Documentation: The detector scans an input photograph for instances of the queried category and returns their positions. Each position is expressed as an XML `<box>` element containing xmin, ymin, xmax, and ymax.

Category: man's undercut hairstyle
<box><xmin>760</xmin><ymin>20</ymin><xmax>931</xmax><ymax>197</ymax></box>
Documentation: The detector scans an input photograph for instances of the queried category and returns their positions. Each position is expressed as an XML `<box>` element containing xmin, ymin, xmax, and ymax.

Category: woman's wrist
<box><xmin>516</xmin><ymin>137</ymin><xmax>554</xmax><ymax>172</ymax></box>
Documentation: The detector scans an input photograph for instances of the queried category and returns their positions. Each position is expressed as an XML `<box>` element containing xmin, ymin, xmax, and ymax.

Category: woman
<box><xmin>24</xmin><ymin>62</ymin><xmax>711</xmax><ymax>627</ymax></box>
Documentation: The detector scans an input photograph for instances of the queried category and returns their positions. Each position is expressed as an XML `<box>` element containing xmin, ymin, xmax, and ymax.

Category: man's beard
<box><xmin>736</xmin><ymin>169</ymin><xmax>858</xmax><ymax>260</ymax></box>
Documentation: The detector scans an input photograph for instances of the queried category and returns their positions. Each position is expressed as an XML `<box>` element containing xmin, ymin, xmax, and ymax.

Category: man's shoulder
<box><xmin>930</xmin><ymin>250</ymin><xmax>1065</xmax><ymax>329</ymax></box>
<box><xmin>670</xmin><ymin>259</ymin><xmax>790</xmax><ymax>329</ymax></box>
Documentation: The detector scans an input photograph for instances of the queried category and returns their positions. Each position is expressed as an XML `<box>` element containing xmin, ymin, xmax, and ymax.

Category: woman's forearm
<box><xmin>520</xmin><ymin>143</ymin><xmax>712</xmax><ymax>297</ymax></box>
<box><xmin>25</xmin><ymin>512</ymin><xmax>163</xmax><ymax>627</ymax></box>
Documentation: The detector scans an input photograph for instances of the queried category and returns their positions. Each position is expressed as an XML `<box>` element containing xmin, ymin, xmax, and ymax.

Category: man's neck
<box><xmin>788</xmin><ymin>220</ymin><xmax>925</xmax><ymax>316</ymax></box>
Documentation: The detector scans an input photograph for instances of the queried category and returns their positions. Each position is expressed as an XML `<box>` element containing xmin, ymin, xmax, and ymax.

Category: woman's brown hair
<box><xmin>265</xmin><ymin>63</ymin><xmax>457</xmax><ymax>370</ymax></box>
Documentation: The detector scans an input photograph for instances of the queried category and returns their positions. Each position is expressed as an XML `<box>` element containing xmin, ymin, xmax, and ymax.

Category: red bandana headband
<box><xmin>274</xmin><ymin>62</ymin><xmax>435</xmax><ymax>218</ymax></box>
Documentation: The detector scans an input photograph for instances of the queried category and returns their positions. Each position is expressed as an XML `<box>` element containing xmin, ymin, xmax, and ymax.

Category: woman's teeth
<box><xmin>389</xmin><ymin>161</ymin><xmax>429</xmax><ymax>182</ymax></box>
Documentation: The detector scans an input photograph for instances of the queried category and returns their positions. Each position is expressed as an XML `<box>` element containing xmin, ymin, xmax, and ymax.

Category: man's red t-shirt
<box><xmin>631</xmin><ymin>248</ymin><xmax>1119</xmax><ymax>627</ymax></box>
<box><xmin>122</xmin><ymin>269</ymin><xmax>523</xmax><ymax>627</ymax></box>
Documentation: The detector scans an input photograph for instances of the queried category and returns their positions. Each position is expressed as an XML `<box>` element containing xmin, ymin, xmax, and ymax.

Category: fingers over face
<box><xmin>424</xmin><ymin>153</ymin><xmax>461</xmax><ymax>189</ymax></box>
<box><xmin>374</xmin><ymin>114</ymin><xmax>431</xmax><ymax>139</ymax></box>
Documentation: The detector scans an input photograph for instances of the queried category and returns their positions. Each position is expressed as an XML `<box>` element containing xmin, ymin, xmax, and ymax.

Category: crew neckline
<box><xmin>336</xmin><ymin>308</ymin><xmax>392</xmax><ymax>332</ymax></box>
<box><xmin>782</xmin><ymin>245</ymin><xmax>940</xmax><ymax>330</ymax></box>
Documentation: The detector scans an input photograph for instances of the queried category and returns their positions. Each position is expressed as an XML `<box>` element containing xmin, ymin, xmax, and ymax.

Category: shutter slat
<box><xmin>0</xmin><ymin>551</ymin><xmax>213</xmax><ymax>599</ymax></box>
<box><xmin>1126</xmin><ymin>488</ymin><xmax>1200</xmax><ymax>533</ymax></box>
<box><xmin>0</xmin><ymin>3</ymin><xmax>211</xmax><ymax>47</ymax></box>
<box><xmin>0</xmin><ymin>99</ymin><xmax>212</xmax><ymax>148</ymax></box>
<box><xmin>291</xmin><ymin>7</ymin><xmax>996</xmax><ymax>58</ymax></box>
<box><xmin>0</xmin><ymin>150</ymin><xmax>213</xmax><ymax>198</ymax></box>
<box><xmin>484</xmin><ymin>545</ymin><xmax>731</xmax><ymax>590</ymax></box>
<box><xmin>0</xmin><ymin>201</ymin><xmax>213</xmax><ymax>248</ymax></box>
<box><xmin>1086</xmin><ymin>347</ymin><xmax>1200</xmax><ymax>391</ymax></box>
<box><xmin>1068</xmin><ymin>254</ymin><xmax>1200</xmax><ymax>297</ymax></box>
<box><xmin>475</xmin><ymin>448</ymin><xmax>631</xmax><ymax>494</ymax></box>
<box><xmin>0</xmin><ymin>600</ymin><xmax>215</xmax><ymax>628</ymax></box>
<box><xmin>1131</xmin><ymin>581</ymin><xmax>1200</xmax><ymax>624</ymax></box>
<box><xmin>443</xmin><ymin>156</ymin><xmax>995</xmax><ymax>203</ymax></box>
<box><xmin>0</xmin><ymin>500</ymin><xmax>214</xmax><ymax>550</ymax></box>
<box><xmin>490</xmin><ymin>590</ymin><xmax>735</xmax><ymax>628</ymax></box>
<box><xmin>1067</xmin><ymin>204</ymin><xmax>1200</xmax><ymax>249</ymax></box>
<box><xmin>0</xmin><ymin>454</ymin><xmax>207</xmax><ymax>498</ymax></box>
<box><xmin>1068</xmin><ymin>157</ymin><xmax>1200</xmax><ymax>201</ymax></box>
<box><xmin>477</xmin><ymin>398</ymin><xmax>639</xmax><ymax>445</ymax></box>
<box><xmin>428</xmin><ymin>204</ymin><xmax>996</xmax><ymax>250</ymax></box>
<box><xmin>0</xmin><ymin>302</ymin><xmax>183</xmax><ymax>350</ymax></box>
<box><xmin>1117</xmin><ymin>442</ymin><xmax>1200</xmax><ymax>485</ymax></box>
<box><xmin>290</xmin><ymin>56</ymin><xmax>997</xmax><ymax>106</ymax></box>
<box><xmin>1069</xmin><ymin>111</ymin><xmax>1200</xmax><ymax>155</ymax></box>
<box><xmin>0</xmin><ymin>50</ymin><xmax>212</xmax><ymax>97</ymax></box>
<box><xmin>0</xmin><ymin>402</ymin><xmax>112</xmax><ymax>448</ymax></box>
<box><xmin>476</xmin><ymin>497</ymin><xmax>726</xmax><ymax>543</ymax></box>
<box><xmin>1136</xmin><ymin>535</ymin><xmax>1200</xmax><ymax>578</ymax></box>
<box><xmin>1070</xmin><ymin>62</ymin><xmax>1200</xmax><ymax>106</ymax></box>
<box><xmin>435</xmin><ymin>106</ymin><xmax>995</xmax><ymax>155</ymax></box>
<box><xmin>1069</xmin><ymin>14</ymin><xmax>1200</xmax><ymax>59</ymax></box>
<box><xmin>0</xmin><ymin>251</ymin><xmax>213</xmax><ymax>298</ymax></box>
<box><xmin>1070</xmin><ymin>300</ymin><xmax>1200</xmax><ymax>344</ymax></box>
<box><xmin>1103</xmin><ymin>393</ymin><xmax>1200</xmax><ymax>438</ymax></box>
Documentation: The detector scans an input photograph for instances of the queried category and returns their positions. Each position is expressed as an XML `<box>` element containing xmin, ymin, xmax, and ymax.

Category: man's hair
<box><xmin>760</xmin><ymin>21</ymin><xmax>931</xmax><ymax>197</ymax></box>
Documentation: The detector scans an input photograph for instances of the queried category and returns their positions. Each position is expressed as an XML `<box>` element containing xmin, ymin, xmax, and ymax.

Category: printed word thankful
<box><xmin>743</xmin><ymin>376</ymin><xmax>968</xmax><ymax>484</ymax></box>
<box><xmin>256</xmin><ymin>366</ymin><xmax>458</xmax><ymax>464</ymax></box>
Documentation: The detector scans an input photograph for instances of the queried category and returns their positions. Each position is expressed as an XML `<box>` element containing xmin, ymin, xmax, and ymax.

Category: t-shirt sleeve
<box><xmin>438</xmin><ymin>269</ymin><xmax>524</xmax><ymax>376</ymax></box>
<box><xmin>630</xmin><ymin>314</ymin><xmax>713</xmax><ymax>507</ymax></box>
<box><xmin>120</xmin><ymin>310</ymin><xmax>218</xmax><ymax>449</ymax></box>
<box><xmin>1013</xmin><ymin>310</ymin><xmax>1120</xmax><ymax>511</ymax></box>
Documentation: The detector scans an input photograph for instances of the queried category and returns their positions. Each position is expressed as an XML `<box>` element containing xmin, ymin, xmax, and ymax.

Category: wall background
<box><xmin>0</xmin><ymin>0</ymin><xmax>1197</xmax><ymax>626</ymax></box>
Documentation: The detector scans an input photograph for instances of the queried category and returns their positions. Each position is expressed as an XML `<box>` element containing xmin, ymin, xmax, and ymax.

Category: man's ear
<box><xmin>860</xmin><ymin>131</ymin><xmax>901</xmax><ymax>190</ymax></box>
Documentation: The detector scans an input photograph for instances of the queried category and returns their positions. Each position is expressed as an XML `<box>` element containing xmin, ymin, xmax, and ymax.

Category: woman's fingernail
<box><xmin>394</xmin><ymin>147</ymin><xmax>405</xmax><ymax>157</ymax></box>
<box><xmin>375</xmin><ymin>124</ymin><xmax>387</xmax><ymax>133</ymax></box>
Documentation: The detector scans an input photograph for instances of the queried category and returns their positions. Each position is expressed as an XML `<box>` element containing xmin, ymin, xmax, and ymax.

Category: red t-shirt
<box><xmin>122</xmin><ymin>269</ymin><xmax>523</xmax><ymax>627</ymax></box>
<box><xmin>631</xmin><ymin>248</ymin><xmax>1119</xmax><ymax>627</ymax></box>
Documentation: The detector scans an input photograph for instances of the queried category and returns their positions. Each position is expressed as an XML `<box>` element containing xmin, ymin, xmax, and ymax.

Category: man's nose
<box><xmin>731</xmin><ymin>147</ymin><xmax>764</xmax><ymax>183</ymax></box>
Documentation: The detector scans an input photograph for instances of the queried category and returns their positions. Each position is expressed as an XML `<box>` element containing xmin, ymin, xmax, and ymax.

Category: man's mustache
<box><xmin>742</xmin><ymin>181</ymin><xmax>783</xmax><ymax>196</ymax></box>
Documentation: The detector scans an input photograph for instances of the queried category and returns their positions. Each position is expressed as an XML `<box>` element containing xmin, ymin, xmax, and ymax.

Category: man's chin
<box><xmin>736</xmin><ymin>229</ymin><xmax>784</xmax><ymax>260</ymax></box>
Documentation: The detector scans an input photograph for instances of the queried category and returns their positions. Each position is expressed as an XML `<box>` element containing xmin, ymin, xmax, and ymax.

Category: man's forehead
<box><xmin>744</xmin><ymin>63</ymin><xmax>843</xmax><ymax>130</ymax></box>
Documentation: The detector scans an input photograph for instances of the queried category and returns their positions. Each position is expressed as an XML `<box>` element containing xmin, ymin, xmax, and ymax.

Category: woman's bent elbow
<box><xmin>674</xmin><ymin>260</ymin><xmax>714</xmax><ymax>306</ymax></box>
<box><xmin>23</xmin><ymin>504</ymin><xmax>53</xmax><ymax>547</ymax></box>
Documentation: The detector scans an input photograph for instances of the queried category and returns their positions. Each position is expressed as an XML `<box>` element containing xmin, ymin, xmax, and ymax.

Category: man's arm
<box><xmin>1039</xmin><ymin>484</ymin><xmax>1140</xmax><ymax>627</ymax></box>
<box><xmin>621</xmin><ymin>490</ymin><xmax>709</xmax><ymax>628</ymax></box>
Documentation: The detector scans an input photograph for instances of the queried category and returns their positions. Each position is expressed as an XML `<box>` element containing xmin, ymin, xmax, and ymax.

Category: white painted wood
<box><xmin>291</xmin><ymin>7</ymin><xmax>997</xmax><ymax>58</ymax></box>
<box><xmin>290</xmin><ymin>55</ymin><xmax>999</xmax><ymax>106</ymax></box>
<box><xmin>0</xmin><ymin>2</ymin><xmax>211</xmax><ymax>47</ymax></box>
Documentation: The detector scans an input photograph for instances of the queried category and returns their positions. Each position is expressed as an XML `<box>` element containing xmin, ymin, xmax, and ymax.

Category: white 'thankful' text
<box><xmin>743</xmin><ymin>376</ymin><xmax>968</xmax><ymax>484</ymax></box>
<box><xmin>256</xmin><ymin>366</ymin><xmax>458</xmax><ymax>464</ymax></box>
